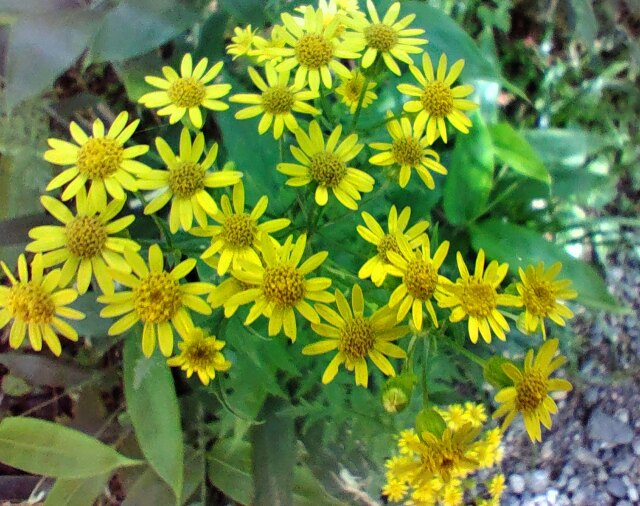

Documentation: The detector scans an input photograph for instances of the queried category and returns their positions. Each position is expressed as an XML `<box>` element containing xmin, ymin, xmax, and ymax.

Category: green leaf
<box><xmin>470</xmin><ymin>219</ymin><xmax>621</xmax><ymax>312</ymax></box>
<box><xmin>123</xmin><ymin>338</ymin><xmax>184</xmax><ymax>502</ymax></box>
<box><xmin>443</xmin><ymin>111</ymin><xmax>494</xmax><ymax>225</ymax></box>
<box><xmin>0</xmin><ymin>352</ymin><xmax>92</xmax><ymax>388</ymax></box>
<box><xmin>44</xmin><ymin>473</ymin><xmax>111</xmax><ymax>506</ymax></box>
<box><xmin>523</xmin><ymin>128</ymin><xmax>605</xmax><ymax>170</ymax></box>
<box><xmin>490</xmin><ymin>123</ymin><xmax>550</xmax><ymax>183</ymax></box>
<box><xmin>218</xmin><ymin>0</ymin><xmax>266</xmax><ymax>26</ymax></box>
<box><xmin>0</xmin><ymin>417</ymin><xmax>140</xmax><ymax>479</ymax></box>
<box><xmin>1</xmin><ymin>374</ymin><xmax>32</xmax><ymax>397</ymax></box>
<box><xmin>195</xmin><ymin>10</ymin><xmax>229</xmax><ymax>61</ymax></box>
<box><xmin>569</xmin><ymin>0</ymin><xmax>598</xmax><ymax>46</ymax></box>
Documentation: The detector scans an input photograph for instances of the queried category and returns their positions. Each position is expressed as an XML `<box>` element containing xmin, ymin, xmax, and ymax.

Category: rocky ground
<box><xmin>500</xmin><ymin>244</ymin><xmax>640</xmax><ymax>505</ymax></box>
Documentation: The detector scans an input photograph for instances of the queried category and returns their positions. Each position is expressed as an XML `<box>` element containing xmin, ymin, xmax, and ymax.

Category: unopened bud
<box><xmin>381</xmin><ymin>372</ymin><xmax>417</xmax><ymax>413</ymax></box>
<box><xmin>416</xmin><ymin>407</ymin><xmax>446</xmax><ymax>438</ymax></box>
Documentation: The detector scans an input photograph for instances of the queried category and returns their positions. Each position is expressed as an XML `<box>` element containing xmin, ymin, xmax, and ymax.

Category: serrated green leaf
<box><xmin>490</xmin><ymin>123</ymin><xmax>550</xmax><ymax>183</ymax></box>
<box><xmin>44</xmin><ymin>473</ymin><xmax>111</xmax><ymax>506</ymax></box>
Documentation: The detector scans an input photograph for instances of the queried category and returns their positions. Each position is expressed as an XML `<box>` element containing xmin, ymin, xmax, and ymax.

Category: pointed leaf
<box><xmin>490</xmin><ymin>123</ymin><xmax>550</xmax><ymax>183</ymax></box>
<box><xmin>44</xmin><ymin>473</ymin><xmax>111</xmax><ymax>506</ymax></box>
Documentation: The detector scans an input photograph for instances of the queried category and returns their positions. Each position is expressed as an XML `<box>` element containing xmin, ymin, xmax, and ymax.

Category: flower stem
<box><xmin>421</xmin><ymin>334</ymin><xmax>431</xmax><ymax>405</ymax></box>
<box><xmin>445</xmin><ymin>338</ymin><xmax>487</xmax><ymax>368</ymax></box>
<box><xmin>134</xmin><ymin>191</ymin><xmax>174</xmax><ymax>250</ymax></box>
<box><xmin>349</xmin><ymin>73</ymin><xmax>371</xmax><ymax>132</ymax></box>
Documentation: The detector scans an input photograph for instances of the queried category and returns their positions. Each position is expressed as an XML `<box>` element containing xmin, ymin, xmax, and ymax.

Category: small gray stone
<box><xmin>632</xmin><ymin>438</ymin><xmax>640</xmax><ymax>456</ymax></box>
<box><xmin>606</xmin><ymin>477</ymin><xmax>627</xmax><ymax>499</ymax></box>
<box><xmin>510</xmin><ymin>474</ymin><xmax>526</xmax><ymax>494</ymax></box>
<box><xmin>629</xmin><ymin>486</ymin><xmax>639</xmax><ymax>502</ymax></box>
<box><xmin>574</xmin><ymin>447</ymin><xmax>602</xmax><ymax>467</ymax></box>
<box><xmin>584</xmin><ymin>388</ymin><xmax>599</xmax><ymax>406</ymax></box>
<box><xmin>612</xmin><ymin>454</ymin><xmax>634</xmax><ymax>474</ymax></box>
<box><xmin>616</xmin><ymin>501</ymin><xmax>632</xmax><ymax>506</ymax></box>
<box><xmin>587</xmin><ymin>409</ymin><xmax>633</xmax><ymax>446</ymax></box>
<box><xmin>527</xmin><ymin>469</ymin><xmax>550</xmax><ymax>494</ymax></box>
<box><xmin>567</xmin><ymin>477</ymin><xmax>580</xmax><ymax>492</ymax></box>
<box><xmin>597</xmin><ymin>468</ymin><xmax>609</xmax><ymax>482</ymax></box>
<box><xmin>546</xmin><ymin>488</ymin><xmax>559</xmax><ymax>504</ymax></box>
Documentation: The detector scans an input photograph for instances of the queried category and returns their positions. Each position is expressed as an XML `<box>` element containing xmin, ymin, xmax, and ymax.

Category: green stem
<box><xmin>349</xmin><ymin>73</ymin><xmax>371</xmax><ymax>132</ymax></box>
<box><xmin>319</xmin><ymin>85</ymin><xmax>334</xmax><ymax>124</ymax></box>
<box><xmin>198</xmin><ymin>403</ymin><xmax>207</xmax><ymax>506</ymax></box>
<box><xmin>421</xmin><ymin>334</ymin><xmax>431</xmax><ymax>405</ymax></box>
<box><xmin>134</xmin><ymin>191</ymin><xmax>174</xmax><ymax>250</ymax></box>
<box><xmin>445</xmin><ymin>339</ymin><xmax>487</xmax><ymax>368</ymax></box>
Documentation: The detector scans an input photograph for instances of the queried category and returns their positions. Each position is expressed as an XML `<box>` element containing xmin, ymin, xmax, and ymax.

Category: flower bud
<box><xmin>381</xmin><ymin>372</ymin><xmax>417</xmax><ymax>413</ymax></box>
<box><xmin>416</xmin><ymin>407</ymin><xmax>446</xmax><ymax>438</ymax></box>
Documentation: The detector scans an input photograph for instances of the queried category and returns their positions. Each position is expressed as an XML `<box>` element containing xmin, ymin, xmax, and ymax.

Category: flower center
<box><xmin>339</xmin><ymin>316</ymin><xmax>375</xmax><ymax>360</ymax></box>
<box><xmin>421</xmin><ymin>438</ymin><xmax>467</xmax><ymax>480</ymax></box>
<box><xmin>77</xmin><ymin>137</ymin><xmax>124</xmax><ymax>179</ymax></box>
<box><xmin>66</xmin><ymin>217</ymin><xmax>107</xmax><ymax>259</ymax></box>
<box><xmin>167</xmin><ymin>77</ymin><xmax>206</xmax><ymax>108</ymax></box>
<box><xmin>376</xmin><ymin>234</ymin><xmax>401</xmax><ymax>262</ymax></box>
<box><xmin>420</xmin><ymin>81</ymin><xmax>454</xmax><ymax>117</ymax></box>
<box><xmin>182</xmin><ymin>339</ymin><xmax>218</xmax><ymax>370</ymax></box>
<box><xmin>168</xmin><ymin>162</ymin><xmax>205</xmax><ymax>198</ymax></box>
<box><xmin>404</xmin><ymin>259</ymin><xmax>438</xmax><ymax>301</ymax></box>
<box><xmin>262</xmin><ymin>265</ymin><xmax>305</xmax><ymax>307</ymax></box>
<box><xmin>7</xmin><ymin>283</ymin><xmax>55</xmax><ymax>324</ymax></box>
<box><xmin>309</xmin><ymin>152</ymin><xmax>347</xmax><ymax>187</ymax></box>
<box><xmin>523</xmin><ymin>281</ymin><xmax>556</xmax><ymax>317</ymax></box>
<box><xmin>295</xmin><ymin>33</ymin><xmax>334</xmax><ymax>68</ymax></box>
<box><xmin>392</xmin><ymin>137</ymin><xmax>424</xmax><ymax>167</ymax></box>
<box><xmin>515</xmin><ymin>370</ymin><xmax>548</xmax><ymax>413</ymax></box>
<box><xmin>460</xmin><ymin>278</ymin><xmax>497</xmax><ymax>318</ymax></box>
<box><xmin>133</xmin><ymin>272</ymin><xmax>183</xmax><ymax>324</ymax></box>
<box><xmin>344</xmin><ymin>77</ymin><xmax>363</xmax><ymax>101</ymax></box>
<box><xmin>364</xmin><ymin>23</ymin><xmax>398</xmax><ymax>52</ymax></box>
<box><xmin>262</xmin><ymin>85</ymin><xmax>295</xmax><ymax>115</ymax></box>
<box><xmin>221</xmin><ymin>214</ymin><xmax>257</xmax><ymax>249</ymax></box>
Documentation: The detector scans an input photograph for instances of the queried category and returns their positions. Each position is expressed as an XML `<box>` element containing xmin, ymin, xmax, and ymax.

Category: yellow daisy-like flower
<box><xmin>296</xmin><ymin>0</ymin><xmax>366</xmax><ymax>37</ymax></box>
<box><xmin>334</xmin><ymin>70</ymin><xmax>378</xmax><ymax>114</ymax></box>
<box><xmin>248</xmin><ymin>25</ymin><xmax>288</xmax><ymax>65</ymax></box>
<box><xmin>398</xmin><ymin>53</ymin><xmax>478</xmax><ymax>144</ymax></box>
<box><xmin>369</xmin><ymin>113</ymin><xmax>447</xmax><ymax>189</ymax></box>
<box><xmin>437</xmin><ymin>250</ymin><xmax>522</xmax><ymax>344</ymax></box>
<box><xmin>208</xmin><ymin>277</ymin><xmax>255</xmax><ymax>318</ymax></box>
<box><xmin>222</xmin><ymin>234</ymin><xmax>333</xmax><ymax>342</ymax></box>
<box><xmin>191</xmin><ymin>181</ymin><xmax>290</xmax><ymax>275</ymax></box>
<box><xmin>44</xmin><ymin>111</ymin><xmax>149</xmax><ymax>210</ymax></box>
<box><xmin>493</xmin><ymin>338</ymin><xmax>573</xmax><ymax>442</ymax></box>
<box><xmin>138</xmin><ymin>53</ymin><xmax>230</xmax><ymax>128</ymax></box>
<box><xmin>0</xmin><ymin>254</ymin><xmax>84</xmax><ymax>356</ymax></box>
<box><xmin>230</xmin><ymin>65</ymin><xmax>320</xmax><ymax>139</ymax></box>
<box><xmin>26</xmin><ymin>189</ymin><xmax>139</xmax><ymax>295</ymax></box>
<box><xmin>387</xmin><ymin>235</ymin><xmax>450</xmax><ymax>331</ymax></box>
<box><xmin>356</xmin><ymin>205</ymin><xmax>429</xmax><ymax>286</ymax></box>
<box><xmin>302</xmin><ymin>284</ymin><xmax>409</xmax><ymax>387</ymax></box>
<box><xmin>137</xmin><ymin>128</ymin><xmax>243</xmax><ymax>233</ymax></box>
<box><xmin>267</xmin><ymin>7</ymin><xmax>363</xmax><ymax>91</ymax></box>
<box><xmin>382</xmin><ymin>479</ymin><xmax>408</xmax><ymax>503</ymax></box>
<box><xmin>226</xmin><ymin>25</ymin><xmax>258</xmax><ymax>60</ymax></box>
<box><xmin>277</xmin><ymin>121</ymin><xmax>374</xmax><ymax>209</ymax></box>
<box><xmin>98</xmin><ymin>244</ymin><xmax>213</xmax><ymax>357</ymax></box>
<box><xmin>463</xmin><ymin>401</ymin><xmax>488</xmax><ymax>427</ymax></box>
<box><xmin>167</xmin><ymin>327</ymin><xmax>231</xmax><ymax>385</ymax></box>
<box><xmin>488</xmin><ymin>473</ymin><xmax>506</xmax><ymax>503</ymax></box>
<box><xmin>350</xmin><ymin>1</ymin><xmax>427</xmax><ymax>76</ymax></box>
<box><xmin>516</xmin><ymin>262</ymin><xmax>577</xmax><ymax>339</ymax></box>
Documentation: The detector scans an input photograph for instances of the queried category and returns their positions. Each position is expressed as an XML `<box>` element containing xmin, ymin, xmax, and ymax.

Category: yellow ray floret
<box><xmin>398</xmin><ymin>53</ymin><xmax>478</xmax><ymax>144</ymax></box>
<box><xmin>27</xmin><ymin>188</ymin><xmax>139</xmax><ymax>295</ymax></box>
<box><xmin>44</xmin><ymin>111</ymin><xmax>150</xmax><ymax>210</ymax></box>
<box><xmin>334</xmin><ymin>70</ymin><xmax>378</xmax><ymax>114</ymax></box>
<box><xmin>137</xmin><ymin>128</ymin><xmax>243</xmax><ymax>233</ymax></box>
<box><xmin>493</xmin><ymin>338</ymin><xmax>573</xmax><ymax>442</ymax></box>
<box><xmin>222</xmin><ymin>234</ymin><xmax>333</xmax><ymax>342</ymax></box>
<box><xmin>0</xmin><ymin>254</ymin><xmax>84</xmax><ymax>356</ymax></box>
<box><xmin>167</xmin><ymin>327</ymin><xmax>231</xmax><ymax>385</ymax></box>
<box><xmin>277</xmin><ymin>120</ymin><xmax>374</xmax><ymax>209</ymax></box>
<box><xmin>138</xmin><ymin>53</ymin><xmax>230</xmax><ymax>128</ymax></box>
<box><xmin>98</xmin><ymin>244</ymin><xmax>213</xmax><ymax>357</ymax></box>
<box><xmin>302</xmin><ymin>284</ymin><xmax>409</xmax><ymax>388</ymax></box>
<box><xmin>226</xmin><ymin>25</ymin><xmax>259</xmax><ymax>60</ymax></box>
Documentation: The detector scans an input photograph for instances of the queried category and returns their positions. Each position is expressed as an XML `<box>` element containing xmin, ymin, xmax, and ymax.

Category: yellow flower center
<box><xmin>181</xmin><ymin>338</ymin><xmax>218</xmax><ymax>370</ymax></box>
<box><xmin>392</xmin><ymin>137</ymin><xmax>424</xmax><ymax>167</ymax></box>
<box><xmin>77</xmin><ymin>137</ymin><xmax>124</xmax><ymax>179</ymax></box>
<box><xmin>262</xmin><ymin>85</ymin><xmax>295</xmax><ymax>115</ymax></box>
<box><xmin>7</xmin><ymin>283</ymin><xmax>55</xmax><ymax>324</ymax></box>
<box><xmin>66</xmin><ymin>216</ymin><xmax>107</xmax><ymax>259</ymax></box>
<box><xmin>515</xmin><ymin>370</ymin><xmax>548</xmax><ymax>413</ymax></box>
<box><xmin>221</xmin><ymin>214</ymin><xmax>257</xmax><ymax>249</ymax></box>
<box><xmin>460</xmin><ymin>278</ymin><xmax>497</xmax><ymax>318</ymax></box>
<box><xmin>295</xmin><ymin>33</ymin><xmax>334</xmax><ymax>68</ymax></box>
<box><xmin>421</xmin><ymin>437</ymin><xmax>467</xmax><ymax>480</ymax></box>
<box><xmin>339</xmin><ymin>316</ymin><xmax>375</xmax><ymax>360</ymax></box>
<box><xmin>262</xmin><ymin>265</ymin><xmax>305</xmax><ymax>307</ymax></box>
<box><xmin>309</xmin><ymin>151</ymin><xmax>347</xmax><ymax>187</ymax></box>
<box><xmin>133</xmin><ymin>272</ymin><xmax>183</xmax><ymax>323</ymax></box>
<box><xmin>169</xmin><ymin>162</ymin><xmax>205</xmax><ymax>198</ymax></box>
<box><xmin>377</xmin><ymin>234</ymin><xmax>401</xmax><ymax>262</ymax></box>
<box><xmin>364</xmin><ymin>23</ymin><xmax>398</xmax><ymax>52</ymax></box>
<box><xmin>167</xmin><ymin>77</ymin><xmax>206</xmax><ymax>108</ymax></box>
<box><xmin>522</xmin><ymin>280</ymin><xmax>556</xmax><ymax>317</ymax></box>
<box><xmin>343</xmin><ymin>77</ymin><xmax>363</xmax><ymax>101</ymax></box>
<box><xmin>404</xmin><ymin>259</ymin><xmax>438</xmax><ymax>301</ymax></box>
<box><xmin>420</xmin><ymin>81</ymin><xmax>454</xmax><ymax>117</ymax></box>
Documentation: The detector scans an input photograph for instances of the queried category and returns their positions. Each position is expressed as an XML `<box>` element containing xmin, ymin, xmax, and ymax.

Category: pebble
<box><xmin>527</xmin><ymin>469</ymin><xmax>550</xmax><ymax>494</ymax></box>
<box><xmin>574</xmin><ymin>447</ymin><xmax>602</xmax><ymax>467</ymax></box>
<box><xmin>567</xmin><ymin>477</ymin><xmax>580</xmax><ymax>492</ymax></box>
<box><xmin>612</xmin><ymin>454</ymin><xmax>634</xmax><ymax>474</ymax></box>
<box><xmin>606</xmin><ymin>477</ymin><xmax>627</xmax><ymax>499</ymax></box>
<box><xmin>509</xmin><ymin>474</ymin><xmax>526</xmax><ymax>494</ymax></box>
<box><xmin>587</xmin><ymin>409</ymin><xmax>633</xmax><ymax>446</ymax></box>
<box><xmin>632</xmin><ymin>438</ymin><xmax>640</xmax><ymax>456</ymax></box>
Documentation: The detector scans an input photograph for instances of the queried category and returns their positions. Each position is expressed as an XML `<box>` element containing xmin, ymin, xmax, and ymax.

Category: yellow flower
<box><xmin>382</xmin><ymin>479</ymin><xmax>408</xmax><ymax>502</ymax></box>
<box><xmin>138</xmin><ymin>53</ymin><xmax>230</xmax><ymax>128</ymax></box>
<box><xmin>516</xmin><ymin>262</ymin><xmax>577</xmax><ymax>339</ymax></box>
<box><xmin>437</xmin><ymin>249</ymin><xmax>522</xmax><ymax>344</ymax></box>
<box><xmin>266</xmin><ymin>7</ymin><xmax>363</xmax><ymax>91</ymax></box>
<box><xmin>98</xmin><ymin>244</ymin><xmax>213</xmax><ymax>357</ymax></box>
<box><xmin>296</xmin><ymin>0</ymin><xmax>366</xmax><ymax>37</ymax></box>
<box><xmin>208</xmin><ymin>277</ymin><xmax>255</xmax><ymax>318</ymax></box>
<box><xmin>387</xmin><ymin>234</ymin><xmax>450</xmax><ymax>330</ymax></box>
<box><xmin>398</xmin><ymin>53</ymin><xmax>478</xmax><ymax>144</ymax></box>
<box><xmin>167</xmin><ymin>327</ymin><xmax>231</xmax><ymax>385</ymax></box>
<box><xmin>0</xmin><ymin>254</ymin><xmax>84</xmax><ymax>356</ymax></box>
<box><xmin>26</xmin><ymin>189</ymin><xmax>139</xmax><ymax>295</ymax></box>
<box><xmin>44</xmin><ymin>111</ymin><xmax>149</xmax><ymax>210</ymax></box>
<box><xmin>302</xmin><ymin>284</ymin><xmax>409</xmax><ymax>387</ymax></box>
<box><xmin>369</xmin><ymin>113</ymin><xmax>447</xmax><ymax>189</ymax></box>
<box><xmin>350</xmin><ymin>1</ymin><xmax>427</xmax><ymax>76</ymax></box>
<box><xmin>488</xmin><ymin>473</ymin><xmax>505</xmax><ymax>503</ymax></box>
<box><xmin>230</xmin><ymin>65</ymin><xmax>320</xmax><ymax>139</ymax></box>
<box><xmin>226</xmin><ymin>25</ymin><xmax>258</xmax><ymax>60</ymax></box>
<box><xmin>137</xmin><ymin>128</ymin><xmax>243</xmax><ymax>233</ymax></box>
<box><xmin>493</xmin><ymin>338</ymin><xmax>572</xmax><ymax>442</ymax></box>
<box><xmin>334</xmin><ymin>70</ymin><xmax>378</xmax><ymax>113</ymax></box>
<box><xmin>222</xmin><ymin>234</ymin><xmax>333</xmax><ymax>342</ymax></box>
<box><xmin>249</xmin><ymin>25</ymin><xmax>288</xmax><ymax>65</ymax></box>
<box><xmin>441</xmin><ymin>479</ymin><xmax>464</xmax><ymax>506</ymax></box>
<box><xmin>463</xmin><ymin>401</ymin><xmax>488</xmax><ymax>427</ymax></box>
<box><xmin>277</xmin><ymin>121</ymin><xmax>374</xmax><ymax>209</ymax></box>
<box><xmin>356</xmin><ymin>205</ymin><xmax>429</xmax><ymax>286</ymax></box>
<box><xmin>190</xmin><ymin>181</ymin><xmax>290</xmax><ymax>275</ymax></box>
<box><xmin>438</xmin><ymin>404</ymin><xmax>467</xmax><ymax>431</ymax></box>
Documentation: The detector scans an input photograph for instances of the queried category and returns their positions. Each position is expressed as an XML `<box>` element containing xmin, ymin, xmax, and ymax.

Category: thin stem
<box><xmin>198</xmin><ymin>403</ymin><xmax>207</xmax><ymax>506</ymax></box>
<box><xmin>445</xmin><ymin>339</ymin><xmax>487</xmax><ymax>368</ymax></box>
<box><xmin>349</xmin><ymin>74</ymin><xmax>371</xmax><ymax>132</ymax></box>
<box><xmin>134</xmin><ymin>191</ymin><xmax>174</xmax><ymax>250</ymax></box>
<box><xmin>421</xmin><ymin>334</ymin><xmax>431</xmax><ymax>405</ymax></box>
<box><xmin>319</xmin><ymin>85</ymin><xmax>334</xmax><ymax>124</ymax></box>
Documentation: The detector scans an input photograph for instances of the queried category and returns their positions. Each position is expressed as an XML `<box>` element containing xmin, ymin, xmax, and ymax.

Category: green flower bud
<box><xmin>416</xmin><ymin>407</ymin><xmax>446</xmax><ymax>438</ymax></box>
<box><xmin>381</xmin><ymin>372</ymin><xmax>417</xmax><ymax>413</ymax></box>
